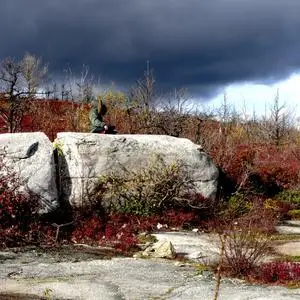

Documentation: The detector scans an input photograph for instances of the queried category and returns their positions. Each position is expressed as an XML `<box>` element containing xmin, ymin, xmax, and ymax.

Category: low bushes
<box><xmin>277</xmin><ymin>189</ymin><xmax>300</xmax><ymax>206</ymax></box>
<box><xmin>222</xmin><ymin>193</ymin><xmax>252</xmax><ymax>219</ymax></box>
<box><xmin>221</xmin><ymin>227</ymin><xmax>271</xmax><ymax>277</ymax></box>
<box><xmin>92</xmin><ymin>157</ymin><xmax>208</xmax><ymax>216</ymax></box>
<box><xmin>274</xmin><ymin>189</ymin><xmax>300</xmax><ymax>219</ymax></box>
<box><xmin>0</xmin><ymin>153</ymin><xmax>204</xmax><ymax>251</ymax></box>
<box><xmin>253</xmin><ymin>262</ymin><xmax>300</xmax><ymax>286</ymax></box>
<box><xmin>214</xmin><ymin>144</ymin><xmax>300</xmax><ymax>200</ymax></box>
<box><xmin>71</xmin><ymin>208</ymin><xmax>201</xmax><ymax>252</ymax></box>
<box><xmin>287</xmin><ymin>209</ymin><xmax>300</xmax><ymax>220</ymax></box>
<box><xmin>214</xmin><ymin>203</ymin><xmax>276</xmax><ymax>277</ymax></box>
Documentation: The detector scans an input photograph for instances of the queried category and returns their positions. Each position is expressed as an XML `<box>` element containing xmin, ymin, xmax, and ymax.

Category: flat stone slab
<box><xmin>1</xmin><ymin>257</ymin><xmax>300</xmax><ymax>300</ymax></box>
<box><xmin>274</xmin><ymin>241</ymin><xmax>300</xmax><ymax>256</ymax></box>
<box><xmin>166</xmin><ymin>277</ymin><xmax>300</xmax><ymax>300</ymax></box>
<box><xmin>1</xmin><ymin>231</ymin><xmax>300</xmax><ymax>300</ymax></box>
<box><xmin>283</xmin><ymin>221</ymin><xmax>300</xmax><ymax>226</ymax></box>
<box><xmin>275</xmin><ymin>225</ymin><xmax>300</xmax><ymax>235</ymax></box>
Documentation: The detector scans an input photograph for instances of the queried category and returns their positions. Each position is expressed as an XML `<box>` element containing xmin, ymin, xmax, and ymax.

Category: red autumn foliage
<box><xmin>253</xmin><ymin>262</ymin><xmax>300</xmax><ymax>284</ymax></box>
<box><xmin>253</xmin><ymin>146</ymin><xmax>300</xmax><ymax>189</ymax></box>
<box><xmin>212</xmin><ymin>143</ymin><xmax>300</xmax><ymax>195</ymax></box>
<box><xmin>70</xmin><ymin>209</ymin><xmax>201</xmax><ymax>251</ymax></box>
<box><xmin>0</xmin><ymin>97</ymin><xmax>91</xmax><ymax>140</ymax></box>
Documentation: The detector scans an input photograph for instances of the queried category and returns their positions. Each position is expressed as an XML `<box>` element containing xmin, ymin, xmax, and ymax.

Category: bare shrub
<box><xmin>222</xmin><ymin>227</ymin><xmax>270</xmax><ymax>277</ymax></box>
<box><xmin>220</xmin><ymin>204</ymin><xmax>276</xmax><ymax>277</ymax></box>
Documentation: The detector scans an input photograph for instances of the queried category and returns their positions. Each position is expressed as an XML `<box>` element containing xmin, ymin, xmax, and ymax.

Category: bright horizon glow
<box><xmin>207</xmin><ymin>72</ymin><xmax>300</xmax><ymax>120</ymax></box>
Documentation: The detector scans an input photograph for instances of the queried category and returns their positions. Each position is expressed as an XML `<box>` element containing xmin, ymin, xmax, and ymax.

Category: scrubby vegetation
<box><xmin>253</xmin><ymin>261</ymin><xmax>300</xmax><ymax>286</ymax></box>
<box><xmin>91</xmin><ymin>156</ymin><xmax>208</xmax><ymax>216</ymax></box>
<box><xmin>1</xmin><ymin>54</ymin><xmax>300</xmax><ymax>287</ymax></box>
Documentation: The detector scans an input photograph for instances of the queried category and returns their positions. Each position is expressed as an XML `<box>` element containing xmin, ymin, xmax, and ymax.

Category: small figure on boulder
<box><xmin>89</xmin><ymin>96</ymin><xmax>108</xmax><ymax>133</ymax></box>
<box><xmin>89</xmin><ymin>96</ymin><xmax>117</xmax><ymax>134</ymax></box>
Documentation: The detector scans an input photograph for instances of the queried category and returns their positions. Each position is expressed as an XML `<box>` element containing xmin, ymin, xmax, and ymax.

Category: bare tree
<box><xmin>129</xmin><ymin>64</ymin><xmax>156</xmax><ymax>132</ymax></box>
<box><xmin>259</xmin><ymin>90</ymin><xmax>294</xmax><ymax>146</ymax></box>
<box><xmin>215</xmin><ymin>93</ymin><xmax>240</xmax><ymax>144</ymax></box>
<box><xmin>0</xmin><ymin>57</ymin><xmax>22</xmax><ymax>97</ymax></box>
<box><xmin>64</xmin><ymin>64</ymin><xmax>97</xmax><ymax>102</ymax></box>
<box><xmin>0</xmin><ymin>54</ymin><xmax>49</xmax><ymax>132</ymax></box>
<box><xmin>0</xmin><ymin>57</ymin><xmax>24</xmax><ymax>132</ymax></box>
<box><xmin>192</xmin><ymin>106</ymin><xmax>216</xmax><ymax>150</ymax></box>
<box><xmin>130</xmin><ymin>62</ymin><xmax>156</xmax><ymax>112</ymax></box>
<box><xmin>129</xmin><ymin>66</ymin><xmax>194</xmax><ymax>136</ymax></box>
<box><xmin>20</xmin><ymin>53</ymin><xmax>48</xmax><ymax>98</ymax></box>
<box><xmin>152</xmin><ymin>88</ymin><xmax>193</xmax><ymax>137</ymax></box>
<box><xmin>76</xmin><ymin>65</ymin><xmax>95</xmax><ymax>103</ymax></box>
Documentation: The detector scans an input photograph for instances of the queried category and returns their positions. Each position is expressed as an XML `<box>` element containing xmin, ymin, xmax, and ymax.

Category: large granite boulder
<box><xmin>55</xmin><ymin>133</ymin><xmax>219</xmax><ymax>207</ymax></box>
<box><xmin>0</xmin><ymin>132</ymin><xmax>58</xmax><ymax>213</ymax></box>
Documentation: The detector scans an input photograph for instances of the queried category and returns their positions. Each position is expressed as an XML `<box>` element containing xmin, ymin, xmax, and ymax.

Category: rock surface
<box><xmin>274</xmin><ymin>241</ymin><xmax>300</xmax><ymax>256</ymax></box>
<box><xmin>55</xmin><ymin>133</ymin><xmax>219</xmax><ymax>207</ymax></box>
<box><xmin>276</xmin><ymin>220</ymin><xmax>300</xmax><ymax>235</ymax></box>
<box><xmin>1</xmin><ymin>226</ymin><xmax>300</xmax><ymax>300</ymax></box>
<box><xmin>135</xmin><ymin>239</ymin><xmax>176</xmax><ymax>258</ymax></box>
<box><xmin>0</xmin><ymin>247</ymin><xmax>299</xmax><ymax>300</ymax></box>
<box><xmin>0</xmin><ymin>132</ymin><xmax>58</xmax><ymax>213</ymax></box>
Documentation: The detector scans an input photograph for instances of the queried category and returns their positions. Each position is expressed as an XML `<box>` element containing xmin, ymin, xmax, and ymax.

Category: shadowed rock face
<box><xmin>55</xmin><ymin>133</ymin><xmax>219</xmax><ymax>207</ymax></box>
<box><xmin>0</xmin><ymin>132</ymin><xmax>59</xmax><ymax>213</ymax></box>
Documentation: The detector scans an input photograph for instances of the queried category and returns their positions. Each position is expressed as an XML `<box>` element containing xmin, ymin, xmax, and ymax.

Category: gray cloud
<box><xmin>1</xmin><ymin>0</ymin><xmax>300</xmax><ymax>99</ymax></box>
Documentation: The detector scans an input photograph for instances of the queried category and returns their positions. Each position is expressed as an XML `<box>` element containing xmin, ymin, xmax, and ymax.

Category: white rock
<box><xmin>142</xmin><ymin>239</ymin><xmax>176</xmax><ymax>258</ymax></box>
<box><xmin>55</xmin><ymin>133</ymin><xmax>219</xmax><ymax>207</ymax></box>
<box><xmin>0</xmin><ymin>132</ymin><xmax>58</xmax><ymax>213</ymax></box>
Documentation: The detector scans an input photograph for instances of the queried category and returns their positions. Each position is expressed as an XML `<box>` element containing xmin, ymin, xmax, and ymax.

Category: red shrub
<box><xmin>71</xmin><ymin>214</ymin><xmax>138</xmax><ymax>251</ymax></box>
<box><xmin>159</xmin><ymin>209</ymin><xmax>201</xmax><ymax>228</ymax></box>
<box><xmin>252</xmin><ymin>146</ymin><xmax>300</xmax><ymax>190</ymax></box>
<box><xmin>210</xmin><ymin>144</ymin><xmax>255</xmax><ymax>182</ymax></box>
<box><xmin>71</xmin><ymin>215</ymin><xmax>105</xmax><ymax>244</ymax></box>
<box><xmin>237</xmin><ymin>201</ymin><xmax>278</xmax><ymax>233</ymax></box>
<box><xmin>70</xmin><ymin>209</ymin><xmax>201</xmax><ymax>251</ymax></box>
<box><xmin>255</xmin><ymin>262</ymin><xmax>300</xmax><ymax>284</ymax></box>
<box><xmin>211</xmin><ymin>143</ymin><xmax>300</xmax><ymax>196</ymax></box>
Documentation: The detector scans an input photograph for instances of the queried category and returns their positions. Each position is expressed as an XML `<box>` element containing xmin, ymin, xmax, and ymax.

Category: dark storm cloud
<box><xmin>1</xmin><ymin>0</ymin><xmax>300</xmax><ymax>98</ymax></box>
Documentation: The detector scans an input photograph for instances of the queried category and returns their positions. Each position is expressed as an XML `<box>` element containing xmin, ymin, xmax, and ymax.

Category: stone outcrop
<box><xmin>0</xmin><ymin>132</ymin><xmax>58</xmax><ymax>213</ymax></box>
<box><xmin>55</xmin><ymin>133</ymin><xmax>219</xmax><ymax>207</ymax></box>
<box><xmin>0</xmin><ymin>132</ymin><xmax>219</xmax><ymax>212</ymax></box>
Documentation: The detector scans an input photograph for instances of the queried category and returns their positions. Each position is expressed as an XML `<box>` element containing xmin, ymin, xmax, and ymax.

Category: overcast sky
<box><xmin>1</xmin><ymin>0</ymin><xmax>300</xmax><ymax>112</ymax></box>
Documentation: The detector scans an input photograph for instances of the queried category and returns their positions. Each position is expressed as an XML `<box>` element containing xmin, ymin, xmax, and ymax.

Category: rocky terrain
<box><xmin>0</xmin><ymin>221</ymin><xmax>299</xmax><ymax>300</ymax></box>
